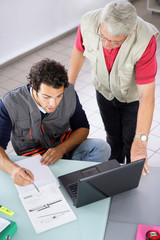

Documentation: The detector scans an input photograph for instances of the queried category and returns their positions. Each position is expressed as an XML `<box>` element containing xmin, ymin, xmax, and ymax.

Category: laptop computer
<box><xmin>58</xmin><ymin>159</ymin><xmax>145</xmax><ymax>208</ymax></box>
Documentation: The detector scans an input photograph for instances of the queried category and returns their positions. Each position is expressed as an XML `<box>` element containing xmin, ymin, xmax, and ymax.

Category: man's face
<box><xmin>98</xmin><ymin>22</ymin><xmax>127</xmax><ymax>50</ymax></box>
<box><xmin>33</xmin><ymin>83</ymin><xmax>64</xmax><ymax>113</ymax></box>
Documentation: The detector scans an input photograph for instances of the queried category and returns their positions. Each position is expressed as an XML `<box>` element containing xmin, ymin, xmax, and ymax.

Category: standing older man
<box><xmin>69</xmin><ymin>0</ymin><xmax>159</xmax><ymax>175</ymax></box>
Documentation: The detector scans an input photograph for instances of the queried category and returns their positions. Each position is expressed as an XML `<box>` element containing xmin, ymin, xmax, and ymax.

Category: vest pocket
<box><xmin>118</xmin><ymin>69</ymin><xmax>137</xmax><ymax>102</ymax></box>
<box><xmin>118</xmin><ymin>68</ymin><xmax>135</xmax><ymax>87</ymax></box>
<box><xmin>14</xmin><ymin>119</ymin><xmax>31</xmax><ymax>139</ymax></box>
<box><xmin>83</xmin><ymin>32</ymin><xmax>99</xmax><ymax>73</ymax></box>
<box><xmin>83</xmin><ymin>50</ymin><xmax>97</xmax><ymax>73</ymax></box>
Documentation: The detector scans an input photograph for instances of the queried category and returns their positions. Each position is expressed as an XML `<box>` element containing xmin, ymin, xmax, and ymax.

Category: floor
<box><xmin>0</xmin><ymin>0</ymin><xmax>160</xmax><ymax>168</ymax></box>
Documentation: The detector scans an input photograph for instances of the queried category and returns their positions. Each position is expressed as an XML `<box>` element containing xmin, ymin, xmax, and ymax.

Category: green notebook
<box><xmin>0</xmin><ymin>218</ymin><xmax>17</xmax><ymax>240</ymax></box>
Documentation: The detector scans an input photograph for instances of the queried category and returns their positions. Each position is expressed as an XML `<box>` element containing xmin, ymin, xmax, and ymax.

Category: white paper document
<box><xmin>15</xmin><ymin>155</ymin><xmax>59</xmax><ymax>193</ymax></box>
<box><xmin>15</xmin><ymin>155</ymin><xmax>77</xmax><ymax>233</ymax></box>
<box><xmin>19</xmin><ymin>182</ymin><xmax>76</xmax><ymax>233</ymax></box>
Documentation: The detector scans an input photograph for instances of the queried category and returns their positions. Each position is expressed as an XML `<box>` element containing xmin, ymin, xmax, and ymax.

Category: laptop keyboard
<box><xmin>68</xmin><ymin>182</ymin><xmax>78</xmax><ymax>197</ymax></box>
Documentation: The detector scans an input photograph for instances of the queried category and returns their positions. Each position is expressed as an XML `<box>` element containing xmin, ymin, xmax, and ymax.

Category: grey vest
<box><xmin>81</xmin><ymin>9</ymin><xmax>159</xmax><ymax>103</ymax></box>
<box><xmin>2</xmin><ymin>84</ymin><xmax>76</xmax><ymax>155</ymax></box>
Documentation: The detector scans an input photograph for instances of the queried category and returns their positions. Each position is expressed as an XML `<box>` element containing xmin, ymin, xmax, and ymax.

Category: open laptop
<box><xmin>58</xmin><ymin>159</ymin><xmax>145</xmax><ymax>208</ymax></box>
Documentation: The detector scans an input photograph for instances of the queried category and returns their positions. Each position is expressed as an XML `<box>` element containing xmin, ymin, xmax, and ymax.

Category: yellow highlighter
<box><xmin>0</xmin><ymin>205</ymin><xmax>14</xmax><ymax>216</ymax></box>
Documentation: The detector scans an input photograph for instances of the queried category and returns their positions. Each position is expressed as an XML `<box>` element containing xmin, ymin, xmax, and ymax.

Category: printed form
<box><xmin>15</xmin><ymin>155</ymin><xmax>76</xmax><ymax>233</ymax></box>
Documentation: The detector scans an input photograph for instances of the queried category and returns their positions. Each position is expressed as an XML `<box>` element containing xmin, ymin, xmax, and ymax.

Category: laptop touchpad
<box><xmin>81</xmin><ymin>167</ymin><xmax>99</xmax><ymax>177</ymax></box>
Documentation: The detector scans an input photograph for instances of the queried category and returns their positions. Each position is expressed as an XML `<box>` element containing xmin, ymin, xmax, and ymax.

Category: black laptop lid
<box><xmin>59</xmin><ymin>159</ymin><xmax>145</xmax><ymax>207</ymax></box>
<box><xmin>75</xmin><ymin>159</ymin><xmax>145</xmax><ymax>207</ymax></box>
<box><xmin>81</xmin><ymin>159</ymin><xmax>144</xmax><ymax>196</ymax></box>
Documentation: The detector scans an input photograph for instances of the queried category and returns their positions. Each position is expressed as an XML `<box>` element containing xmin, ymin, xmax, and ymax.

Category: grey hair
<box><xmin>100</xmin><ymin>0</ymin><xmax>137</xmax><ymax>36</ymax></box>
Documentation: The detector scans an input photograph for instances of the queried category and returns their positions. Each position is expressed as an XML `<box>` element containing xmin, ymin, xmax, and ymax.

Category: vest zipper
<box><xmin>41</xmin><ymin>124</ymin><xmax>45</xmax><ymax>133</ymax></box>
<box><xmin>29</xmin><ymin>126</ymin><xmax>33</xmax><ymax>139</ymax></box>
<box><xmin>108</xmin><ymin>74</ymin><xmax>111</xmax><ymax>89</ymax></box>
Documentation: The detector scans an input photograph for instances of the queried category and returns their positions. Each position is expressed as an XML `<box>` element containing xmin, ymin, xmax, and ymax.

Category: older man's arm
<box><xmin>131</xmin><ymin>82</ymin><xmax>155</xmax><ymax>175</ymax></box>
<box><xmin>69</xmin><ymin>45</ymin><xmax>86</xmax><ymax>85</ymax></box>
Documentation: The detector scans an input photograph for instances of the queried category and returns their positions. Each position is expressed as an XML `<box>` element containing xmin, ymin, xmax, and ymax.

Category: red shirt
<box><xmin>75</xmin><ymin>25</ymin><xmax>157</xmax><ymax>84</ymax></box>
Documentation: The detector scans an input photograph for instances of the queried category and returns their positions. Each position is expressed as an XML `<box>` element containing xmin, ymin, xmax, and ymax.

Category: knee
<box><xmin>93</xmin><ymin>139</ymin><xmax>111</xmax><ymax>161</ymax></box>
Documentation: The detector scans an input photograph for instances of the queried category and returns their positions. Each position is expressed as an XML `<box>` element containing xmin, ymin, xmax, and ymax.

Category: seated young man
<box><xmin>0</xmin><ymin>59</ymin><xmax>111</xmax><ymax>186</ymax></box>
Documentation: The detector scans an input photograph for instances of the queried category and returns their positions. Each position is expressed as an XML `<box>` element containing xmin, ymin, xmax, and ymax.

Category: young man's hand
<box><xmin>40</xmin><ymin>146</ymin><xmax>65</xmax><ymax>166</ymax></box>
<box><xmin>11</xmin><ymin>167</ymin><xmax>34</xmax><ymax>186</ymax></box>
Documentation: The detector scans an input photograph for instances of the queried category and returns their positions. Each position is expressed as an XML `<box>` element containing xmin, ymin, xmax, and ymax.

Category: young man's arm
<box><xmin>0</xmin><ymin>146</ymin><xmax>34</xmax><ymax>186</ymax></box>
<box><xmin>0</xmin><ymin>101</ymin><xmax>34</xmax><ymax>186</ymax></box>
<box><xmin>40</xmin><ymin>127</ymin><xmax>89</xmax><ymax>165</ymax></box>
<box><xmin>41</xmin><ymin>93</ymin><xmax>89</xmax><ymax>165</ymax></box>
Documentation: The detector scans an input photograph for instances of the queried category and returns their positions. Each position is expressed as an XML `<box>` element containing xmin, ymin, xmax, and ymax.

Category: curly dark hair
<box><xmin>28</xmin><ymin>58</ymin><xmax>69</xmax><ymax>91</ymax></box>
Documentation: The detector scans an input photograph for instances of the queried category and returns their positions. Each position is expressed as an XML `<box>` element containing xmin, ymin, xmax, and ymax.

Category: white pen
<box><xmin>24</xmin><ymin>170</ymin><xmax>40</xmax><ymax>192</ymax></box>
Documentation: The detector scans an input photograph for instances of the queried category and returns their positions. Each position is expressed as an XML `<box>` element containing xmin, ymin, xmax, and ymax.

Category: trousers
<box><xmin>70</xmin><ymin>138</ymin><xmax>111</xmax><ymax>162</ymax></box>
<box><xmin>96</xmin><ymin>91</ymin><xmax>139</xmax><ymax>163</ymax></box>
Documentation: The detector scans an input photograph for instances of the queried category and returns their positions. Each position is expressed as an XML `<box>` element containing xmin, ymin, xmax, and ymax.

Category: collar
<box><xmin>30</xmin><ymin>86</ymin><xmax>47</xmax><ymax>114</ymax></box>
